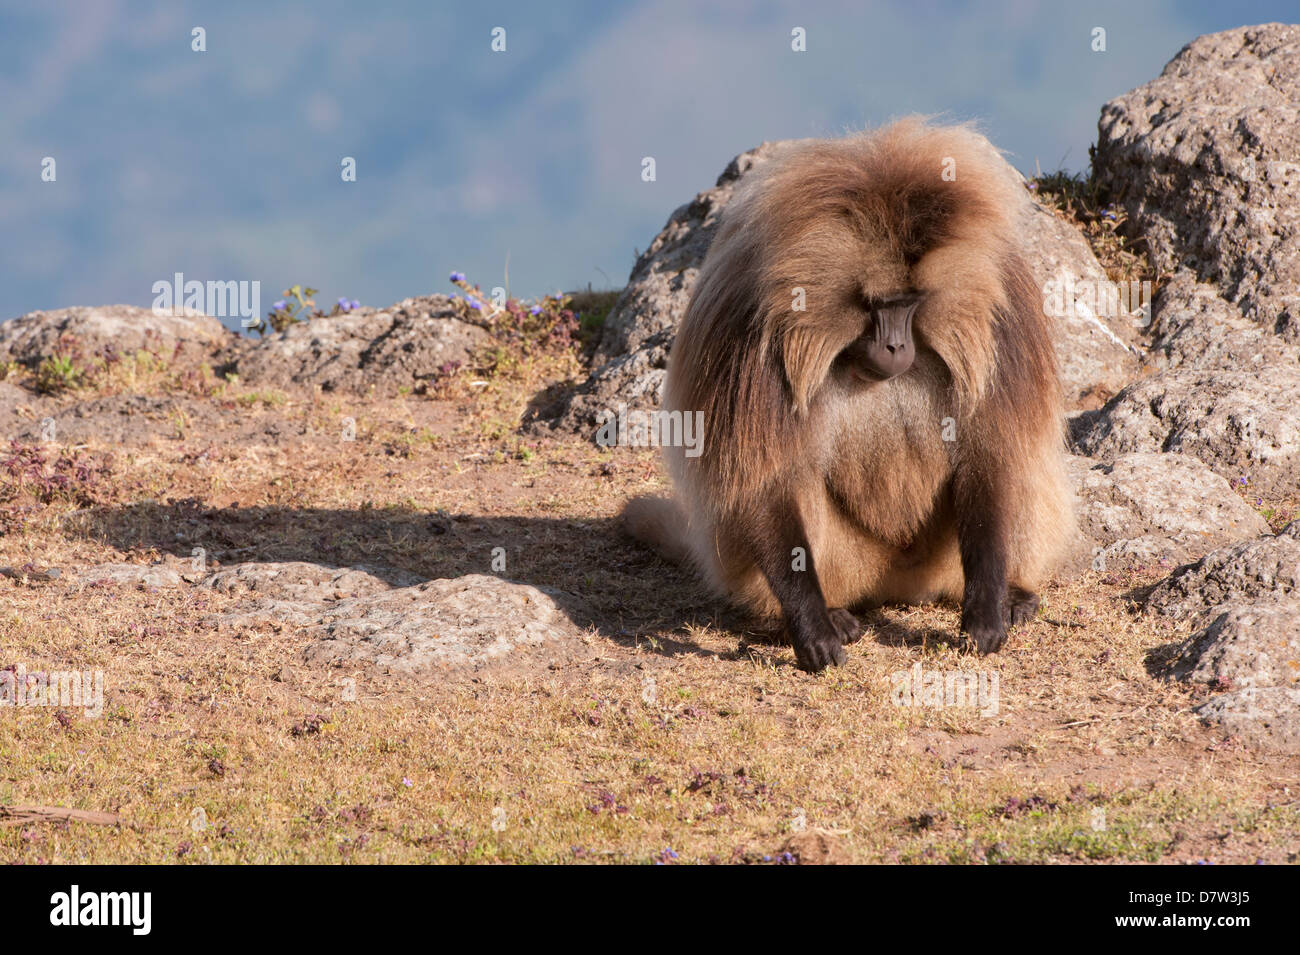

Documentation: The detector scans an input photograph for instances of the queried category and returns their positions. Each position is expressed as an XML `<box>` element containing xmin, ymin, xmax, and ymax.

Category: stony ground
<box><xmin>0</xmin><ymin>340</ymin><xmax>1297</xmax><ymax>865</ymax></box>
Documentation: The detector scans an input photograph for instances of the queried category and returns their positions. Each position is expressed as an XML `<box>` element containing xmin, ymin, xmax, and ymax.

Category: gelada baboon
<box><xmin>624</xmin><ymin>118</ymin><xmax>1074</xmax><ymax>672</ymax></box>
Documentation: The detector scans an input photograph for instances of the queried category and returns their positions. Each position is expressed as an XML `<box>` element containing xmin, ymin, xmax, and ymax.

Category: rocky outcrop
<box><xmin>1080</xmin><ymin>24</ymin><xmax>1300</xmax><ymax>501</ymax></box>
<box><xmin>1144</xmin><ymin>522</ymin><xmax>1300</xmax><ymax>750</ymax></box>
<box><xmin>229</xmin><ymin>295</ymin><xmax>490</xmax><ymax>394</ymax></box>
<box><xmin>1069</xmin><ymin>452</ymin><xmax>1269</xmax><ymax>569</ymax></box>
<box><xmin>0</xmin><ymin>305</ymin><xmax>234</xmax><ymax>366</ymax></box>
<box><xmin>1094</xmin><ymin>23</ymin><xmax>1300</xmax><ymax>340</ymax></box>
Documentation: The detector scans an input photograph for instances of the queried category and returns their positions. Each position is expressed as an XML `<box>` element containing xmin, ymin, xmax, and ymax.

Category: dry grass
<box><xmin>1</xmin><ymin>319</ymin><xmax>1297</xmax><ymax>865</ymax></box>
<box><xmin>1028</xmin><ymin>170</ymin><xmax>1157</xmax><ymax>289</ymax></box>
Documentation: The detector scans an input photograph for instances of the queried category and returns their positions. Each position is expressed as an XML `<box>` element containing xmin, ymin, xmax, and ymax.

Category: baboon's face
<box><xmin>818</xmin><ymin>230</ymin><xmax>927</xmax><ymax>384</ymax></box>
<box><xmin>839</xmin><ymin>293</ymin><xmax>922</xmax><ymax>381</ymax></box>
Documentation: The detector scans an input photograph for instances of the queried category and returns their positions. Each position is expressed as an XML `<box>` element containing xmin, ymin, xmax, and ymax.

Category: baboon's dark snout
<box><xmin>860</xmin><ymin>296</ymin><xmax>920</xmax><ymax>379</ymax></box>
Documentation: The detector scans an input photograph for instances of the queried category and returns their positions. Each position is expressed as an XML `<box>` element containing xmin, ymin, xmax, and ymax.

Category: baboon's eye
<box><xmin>862</xmin><ymin>293</ymin><xmax>915</xmax><ymax>312</ymax></box>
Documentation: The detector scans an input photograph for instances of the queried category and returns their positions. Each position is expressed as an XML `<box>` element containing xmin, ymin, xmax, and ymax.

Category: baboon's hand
<box><xmin>828</xmin><ymin>608</ymin><xmax>864</xmax><ymax>645</ymax></box>
<box><xmin>1008</xmin><ymin>590</ymin><xmax>1040</xmax><ymax>627</ymax></box>
<box><xmin>789</xmin><ymin>612</ymin><xmax>850</xmax><ymax>672</ymax></box>
<box><xmin>961</xmin><ymin>601</ymin><xmax>1008</xmax><ymax>654</ymax></box>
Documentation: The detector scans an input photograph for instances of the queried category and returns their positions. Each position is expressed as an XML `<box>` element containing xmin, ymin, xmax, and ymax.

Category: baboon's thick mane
<box><xmin>670</xmin><ymin>117</ymin><xmax>1054</xmax><ymax>513</ymax></box>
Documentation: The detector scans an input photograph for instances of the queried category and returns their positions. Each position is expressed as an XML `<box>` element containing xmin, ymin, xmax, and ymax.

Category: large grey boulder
<box><xmin>1069</xmin><ymin>451</ymin><xmax>1269</xmax><ymax>569</ymax></box>
<box><xmin>1144</xmin><ymin>522</ymin><xmax>1300</xmax><ymax>750</ymax></box>
<box><xmin>541</xmin><ymin>131</ymin><xmax>1139</xmax><ymax>436</ymax></box>
<box><xmin>1094</xmin><ymin>23</ymin><xmax>1300</xmax><ymax>340</ymax></box>
<box><xmin>230</xmin><ymin>295</ymin><xmax>490</xmax><ymax>395</ymax></box>
<box><xmin>0</xmin><ymin>305</ymin><xmax>234</xmax><ymax>366</ymax></box>
<box><xmin>1025</xmin><ymin>205</ymin><xmax>1142</xmax><ymax>405</ymax></box>
<box><xmin>1080</xmin><ymin>25</ymin><xmax>1300</xmax><ymax>496</ymax></box>
<box><xmin>200</xmin><ymin>562</ymin><xmax>592</xmax><ymax>676</ymax></box>
<box><xmin>1072</xmin><ymin>345</ymin><xmax>1300</xmax><ymax>497</ymax></box>
<box><xmin>1144</xmin><ymin>521</ymin><xmax>1300</xmax><ymax>621</ymax></box>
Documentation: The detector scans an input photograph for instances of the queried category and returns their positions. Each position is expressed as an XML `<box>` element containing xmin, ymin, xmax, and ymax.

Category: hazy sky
<box><xmin>1</xmin><ymin>1</ymin><xmax>1293</xmax><ymax>328</ymax></box>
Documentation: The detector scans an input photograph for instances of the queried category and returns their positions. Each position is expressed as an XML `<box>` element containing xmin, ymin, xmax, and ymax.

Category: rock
<box><xmin>779</xmin><ymin>830</ymin><xmax>849</xmax><ymax>865</ymax></box>
<box><xmin>1071</xmin><ymin>269</ymin><xmax>1300</xmax><ymax>497</ymax></box>
<box><xmin>304</xmin><ymin>574</ymin><xmax>590</xmax><ymax>674</ymax></box>
<box><xmin>541</xmin><ymin>129</ymin><xmax>1137</xmax><ymax>436</ymax></box>
<box><xmin>1144</xmin><ymin>523</ymin><xmax>1300</xmax><ymax>750</ymax></box>
<box><xmin>1069</xmin><ymin>452</ymin><xmax>1269</xmax><ymax>569</ymax></box>
<box><xmin>1162</xmin><ymin>595</ymin><xmax>1300</xmax><ymax>752</ymax></box>
<box><xmin>69</xmin><ymin>562</ymin><xmax>184</xmax><ymax>590</ymax></box>
<box><xmin>230</xmin><ymin>296</ymin><xmax>490</xmax><ymax>395</ymax></box>
<box><xmin>1144</xmin><ymin>271</ymin><xmax>1298</xmax><ymax>371</ymax></box>
<box><xmin>1167</xmin><ymin>600</ymin><xmax>1300</xmax><ymax>689</ymax></box>
<box><xmin>534</xmin><ymin>329</ymin><xmax>674</xmax><ymax>437</ymax></box>
<box><xmin>1143</xmin><ymin>521</ymin><xmax>1300</xmax><ymax>622</ymax></box>
<box><xmin>203</xmin><ymin>561</ymin><xmax>421</xmax><ymax>600</ymax></box>
<box><xmin>1078</xmin><ymin>28</ymin><xmax>1300</xmax><ymax>499</ymax></box>
<box><xmin>1195</xmin><ymin>687</ymin><xmax>1300</xmax><ymax>750</ymax></box>
<box><xmin>1071</xmin><ymin>356</ymin><xmax>1300</xmax><ymax>498</ymax></box>
<box><xmin>199</xmin><ymin>562</ymin><xmax>592</xmax><ymax>676</ymax></box>
<box><xmin>1023</xmin><ymin>203</ymin><xmax>1141</xmax><ymax>406</ymax></box>
<box><xmin>593</xmin><ymin>143</ymin><xmax>789</xmax><ymax>364</ymax></box>
<box><xmin>0</xmin><ymin>305</ymin><xmax>234</xmax><ymax>366</ymax></box>
<box><xmin>0</xmin><ymin>564</ymin><xmax>61</xmax><ymax>582</ymax></box>
<box><xmin>1094</xmin><ymin>23</ymin><xmax>1300</xmax><ymax>341</ymax></box>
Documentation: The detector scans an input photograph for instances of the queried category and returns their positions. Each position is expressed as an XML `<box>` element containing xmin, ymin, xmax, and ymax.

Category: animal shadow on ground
<box><xmin>70</xmin><ymin>500</ymin><xmax>974</xmax><ymax>667</ymax></box>
<box><xmin>69</xmin><ymin>500</ymin><xmax>722</xmax><ymax>663</ymax></box>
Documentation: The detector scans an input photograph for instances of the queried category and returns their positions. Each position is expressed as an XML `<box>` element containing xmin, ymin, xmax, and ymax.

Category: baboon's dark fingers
<box><xmin>963</xmin><ymin>621</ymin><xmax>1008</xmax><ymax>654</ymax></box>
<box><xmin>1008</xmin><ymin>588</ymin><xmax>1040</xmax><ymax>627</ymax></box>
<box><xmin>790</xmin><ymin>615</ymin><xmax>848</xmax><ymax>672</ymax></box>
<box><xmin>961</xmin><ymin>596</ymin><xmax>1009</xmax><ymax>654</ymax></box>
<box><xmin>828</xmin><ymin>608</ymin><xmax>864</xmax><ymax>645</ymax></box>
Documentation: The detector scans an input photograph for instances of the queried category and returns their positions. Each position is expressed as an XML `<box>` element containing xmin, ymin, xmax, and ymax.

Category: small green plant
<box><xmin>445</xmin><ymin>272</ymin><xmax>583</xmax><ymax>381</ymax></box>
<box><xmin>236</xmin><ymin>389</ymin><xmax>288</xmax><ymax>408</ymax></box>
<box><xmin>34</xmin><ymin>336</ymin><xmax>86</xmax><ymax>394</ymax></box>
<box><xmin>249</xmin><ymin>284</ymin><xmax>362</xmax><ymax>337</ymax></box>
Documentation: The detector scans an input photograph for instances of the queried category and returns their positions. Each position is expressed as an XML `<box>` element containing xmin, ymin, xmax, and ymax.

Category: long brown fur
<box><xmin>623</xmin><ymin>118</ymin><xmax>1074</xmax><ymax>666</ymax></box>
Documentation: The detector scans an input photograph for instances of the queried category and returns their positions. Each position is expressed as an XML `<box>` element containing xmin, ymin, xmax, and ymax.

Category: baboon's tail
<box><xmin>621</xmin><ymin>495</ymin><xmax>691</xmax><ymax>565</ymax></box>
